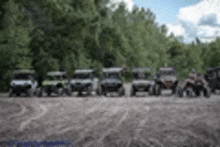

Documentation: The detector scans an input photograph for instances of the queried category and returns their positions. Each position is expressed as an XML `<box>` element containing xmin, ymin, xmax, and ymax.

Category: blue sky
<box><xmin>134</xmin><ymin>0</ymin><xmax>199</xmax><ymax>23</ymax></box>
<box><xmin>109</xmin><ymin>0</ymin><xmax>220</xmax><ymax>43</ymax></box>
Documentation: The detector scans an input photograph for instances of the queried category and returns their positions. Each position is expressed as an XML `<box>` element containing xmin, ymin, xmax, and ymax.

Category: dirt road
<box><xmin>0</xmin><ymin>84</ymin><xmax>220</xmax><ymax>147</ymax></box>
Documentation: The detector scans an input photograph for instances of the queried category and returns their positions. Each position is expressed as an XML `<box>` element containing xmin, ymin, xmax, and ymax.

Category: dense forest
<box><xmin>0</xmin><ymin>0</ymin><xmax>220</xmax><ymax>91</ymax></box>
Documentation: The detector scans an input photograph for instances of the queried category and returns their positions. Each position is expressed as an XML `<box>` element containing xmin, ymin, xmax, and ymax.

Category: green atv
<box><xmin>38</xmin><ymin>71</ymin><xmax>69</xmax><ymax>97</ymax></box>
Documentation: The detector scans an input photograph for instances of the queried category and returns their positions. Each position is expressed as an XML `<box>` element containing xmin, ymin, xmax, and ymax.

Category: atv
<box><xmin>9</xmin><ymin>70</ymin><xmax>38</xmax><ymax>97</ymax></box>
<box><xmin>177</xmin><ymin>73</ymin><xmax>211</xmax><ymax>98</ymax></box>
<box><xmin>100</xmin><ymin>67</ymin><xmax>125</xmax><ymax>97</ymax></box>
<box><xmin>70</xmin><ymin>69</ymin><xmax>99</xmax><ymax>96</ymax></box>
<box><xmin>154</xmin><ymin>67</ymin><xmax>178</xmax><ymax>96</ymax></box>
<box><xmin>130</xmin><ymin>67</ymin><xmax>155</xmax><ymax>96</ymax></box>
<box><xmin>205</xmin><ymin>66</ymin><xmax>220</xmax><ymax>93</ymax></box>
<box><xmin>38</xmin><ymin>71</ymin><xmax>69</xmax><ymax>97</ymax></box>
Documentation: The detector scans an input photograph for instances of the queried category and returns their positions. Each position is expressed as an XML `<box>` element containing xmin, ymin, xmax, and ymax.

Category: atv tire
<box><xmin>130</xmin><ymin>87</ymin><xmax>136</xmax><ymax>97</ymax></box>
<box><xmin>47</xmin><ymin>91</ymin><xmax>51</xmax><ymax>97</ymax></box>
<box><xmin>37</xmin><ymin>88</ymin><xmax>43</xmax><ymax>97</ymax></box>
<box><xmin>204</xmin><ymin>87</ymin><xmax>211</xmax><ymax>98</ymax></box>
<box><xmin>186</xmin><ymin>88</ymin><xmax>193</xmax><ymax>97</ymax></box>
<box><xmin>16</xmin><ymin>93</ymin><xmax>21</xmax><ymax>97</ymax></box>
<box><xmin>26</xmin><ymin>88</ymin><xmax>33</xmax><ymax>97</ymax></box>
<box><xmin>211</xmin><ymin>88</ymin><xmax>216</xmax><ymax>93</ymax></box>
<box><xmin>155</xmin><ymin>84</ymin><xmax>161</xmax><ymax>96</ymax></box>
<box><xmin>58</xmin><ymin>88</ymin><xmax>64</xmax><ymax>96</ymax></box>
<box><xmin>195</xmin><ymin>89</ymin><xmax>200</xmax><ymax>97</ymax></box>
<box><xmin>87</xmin><ymin>86</ymin><xmax>92</xmax><ymax>96</ymax></box>
<box><xmin>9</xmin><ymin>88</ymin><xmax>13</xmax><ymax>97</ymax></box>
<box><xmin>119</xmin><ymin>87</ymin><xmax>125</xmax><ymax>97</ymax></box>
<box><xmin>177</xmin><ymin>87</ymin><xmax>184</xmax><ymax>98</ymax></box>
<box><xmin>172</xmin><ymin>87</ymin><xmax>177</xmax><ymax>94</ymax></box>
<box><xmin>148</xmin><ymin>86</ymin><xmax>154</xmax><ymax>96</ymax></box>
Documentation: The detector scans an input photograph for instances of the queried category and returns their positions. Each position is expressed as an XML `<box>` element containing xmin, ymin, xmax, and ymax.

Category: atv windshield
<box><xmin>103</xmin><ymin>72</ymin><xmax>119</xmax><ymax>79</ymax></box>
<box><xmin>74</xmin><ymin>73</ymin><xmax>91</xmax><ymax>79</ymax></box>
<box><xmin>14</xmin><ymin>73</ymin><xmax>34</xmax><ymax>80</ymax></box>
<box><xmin>46</xmin><ymin>75</ymin><xmax>66</xmax><ymax>80</ymax></box>
<box><xmin>159</xmin><ymin>70</ymin><xmax>176</xmax><ymax>76</ymax></box>
<box><xmin>133</xmin><ymin>72</ymin><xmax>151</xmax><ymax>79</ymax></box>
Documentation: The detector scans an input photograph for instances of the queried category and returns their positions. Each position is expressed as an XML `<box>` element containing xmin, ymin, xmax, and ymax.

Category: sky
<box><xmin>108</xmin><ymin>0</ymin><xmax>220</xmax><ymax>43</ymax></box>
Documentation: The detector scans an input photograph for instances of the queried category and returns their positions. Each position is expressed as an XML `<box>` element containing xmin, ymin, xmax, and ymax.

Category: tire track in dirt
<box><xmin>74</xmin><ymin>100</ymin><xmax>117</xmax><ymax>138</ymax></box>
<box><xmin>0</xmin><ymin>99</ymin><xmax>27</xmax><ymax>120</ymax></box>
<box><xmin>18</xmin><ymin>102</ymin><xmax>49</xmax><ymax>131</ymax></box>
<box><xmin>44</xmin><ymin>98</ymin><xmax>107</xmax><ymax>137</ymax></box>
<box><xmin>163</xmin><ymin>128</ymin><xmax>215</xmax><ymax>146</ymax></box>
<box><xmin>75</xmin><ymin>101</ymin><xmax>127</xmax><ymax>147</ymax></box>
<box><xmin>7</xmin><ymin>102</ymin><xmax>27</xmax><ymax>120</ymax></box>
<box><xmin>96</xmin><ymin>109</ymin><xmax>130</xmax><ymax>146</ymax></box>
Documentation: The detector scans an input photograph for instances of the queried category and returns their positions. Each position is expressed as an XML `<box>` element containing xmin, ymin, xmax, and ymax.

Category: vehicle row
<box><xmin>8</xmin><ymin>66</ymin><xmax>219</xmax><ymax>98</ymax></box>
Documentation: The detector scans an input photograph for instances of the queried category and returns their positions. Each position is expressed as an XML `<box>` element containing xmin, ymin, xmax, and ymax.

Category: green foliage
<box><xmin>1</xmin><ymin>0</ymin><xmax>220</xmax><ymax>91</ymax></box>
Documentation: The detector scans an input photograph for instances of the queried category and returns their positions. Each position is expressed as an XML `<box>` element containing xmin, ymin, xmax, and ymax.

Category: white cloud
<box><xmin>107</xmin><ymin>0</ymin><xmax>134</xmax><ymax>12</ymax></box>
<box><xmin>166</xmin><ymin>23</ymin><xmax>185</xmax><ymax>37</ymax></box>
<box><xmin>178</xmin><ymin>0</ymin><xmax>220</xmax><ymax>25</ymax></box>
<box><xmin>167</xmin><ymin>0</ymin><xmax>220</xmax><ymax>43</ymax></box>
<box><xmin>197</xmin><ymin>26</ymin><xmax>220</xmax><ymax>37</ymax></box>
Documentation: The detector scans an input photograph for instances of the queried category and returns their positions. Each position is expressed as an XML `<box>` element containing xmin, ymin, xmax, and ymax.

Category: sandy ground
<box><xmin>0</xmin><ymin>84</ymin><xmax>220</xmax><ymax>147</ymax></box>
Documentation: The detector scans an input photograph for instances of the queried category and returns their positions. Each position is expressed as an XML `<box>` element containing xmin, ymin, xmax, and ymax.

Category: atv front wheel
<box><xmin>16</xmin><ymin>93</ymin><xmax>21</xmax><ymax>97</ymax></box>
<box><xmin>186</xmin><ymin>88</ymin><xmax>193</xmax><ymax>97</ymax></box>
<box><xmin>155</xmin><ymin>84</ymin><xmax>161</xmax><ymax>96</ymax></box>
<box><xmin>87</xmin><ymin>86</ymin><xmax>92</xmax><ymax>96</ymax></box>
<box><xmin>47</xmin><ymin>91</ymin><xmax>51</xmax><ymax>97</ymax></box>
<box><xmin>195</xmin><ymin>89</ymin><xmax>200</xmax><ymax>97</ymax></box>
<box><xmin>177</xmin><ymin>87</ymin><xmax>183</xmax><ymax>98</ymax></box>
<box><xmin>9</xmin><ymin>88</ymin><xmax>13</xmax><ymax>97</ymax></box>
<box><xmin>58</xmin><ymin>88</ymin><xmax>64</xmax><ymax>96</ymax></box>
<box><xmin>204</xmin><ymin>87</ymin><xmax>211</xmax><ymax>98</ymax></box>
<box><xmin>118</xmin><ymin>87</ymin><xmax>125</xmax><ymax>97</ymax></box>
<box><xmin>148</xmin><ymin>86</ymin><xmax>154</xmax><ymax>96</ymax></box>
<box><xmin>130</xmin><ymin>87</ymin><xmax>136</xmax><ymax>97</ymax></box>
<box><xmin>172</xmin><ymin>87</ymin><xmax>177</xmax><ymax>94</ymax></box>
<box><xmin>26</xmin><ymin>88</ymin><xmax>33</xmax><ymax>97</ymax></box>
<box><xmin>37</xmin><ymin>88</ymin><xmax>43</xmax><ymax>97</ymax></box>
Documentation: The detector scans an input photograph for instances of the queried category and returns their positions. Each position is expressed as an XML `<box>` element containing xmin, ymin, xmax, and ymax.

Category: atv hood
<box><xmin>70</xmin><ymin>79</ymin><xmax>92</xmax><ymax>84</ymax></box>
<box><xmin>101</xmin><ymin>78</ymin><xmax>122</xmax><ymax>84</ymax></box>
<box><xmin>132</xmin><ymin>80</ymin><xmax>154</xmax><ymax>85</ymax></box>
<box><xmin>10</xmin><ymin>80</ymin><xmax>32</xmax><ymax>86</ymax></box>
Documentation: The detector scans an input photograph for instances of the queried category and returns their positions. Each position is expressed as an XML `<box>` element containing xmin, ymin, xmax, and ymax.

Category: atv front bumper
<box><xmin>71</xmin><ymin>83</ymin><xmax>91</xmax><ymax>92</ymax></box>
<box><xmin>103</xmin><ymin>83</ymin><xmax>122</xmax><ymax>92</ymax></box>
<box><xmin>10</xmin><ymin>85</ymin><xmax>31</xmax><ymax>93</ymax></box>
<box><xmin>132</xmin><ymin>84</ymin><xmax>151</xmax><ymax>91</ymax></box>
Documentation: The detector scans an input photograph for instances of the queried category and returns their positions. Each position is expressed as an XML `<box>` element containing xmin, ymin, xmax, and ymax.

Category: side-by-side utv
<box><xmin>130</xmin><ymin>67</ymin><xmax>155</xmax><ymax>96</ymax></box>
<box><xmin>154</xmin><ymin>67</ymin><xmax>178</xmax><ymax>96</ymax></box>
<box><xmin>9</xmin><ymin>70</ymin><xmax>38</xmax><ymax>97</ymax></box>
<box><xmin>69</xmin><ymin>69</ymin><xmax>99</xmax><ymax>96</ymax></box>
<box><xmin>100</xmin><ymin>67</ymin><xmax>125</xmax><ymax>97</ymax></box>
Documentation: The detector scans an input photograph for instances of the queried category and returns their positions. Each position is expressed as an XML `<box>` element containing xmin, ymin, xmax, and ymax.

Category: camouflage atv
<box><xmin>177</xmin><ymin>73</ymin><xmax>211</xmax><ymax>98</ymax></box>
<box><xmin>70</xmin><ymin>69</ymin><xmax>99</xmax><ymax>96</ymax></box>
<box><xmin>130</xmin><ymin>67</ymin><xmax>155</xmax><ymax>96</ymax></box>
<box><xmin>38</xmin><ymin>71</ymin><xmax>68</xmax><ymax>97</ymax></box>
<box><xmin>9</xmin><ymin>70</ymin><xmax>38</xmax><ymax>97</ymax></box>
<box><xmin>100</xmin><ymin>67</ymin><xmax>125</xmax><ymax>97</ymax></box>
<box><xmin>154</xmin><ymin>67</ymin><xmax>178</xmax><ymax>96</ymax></box>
